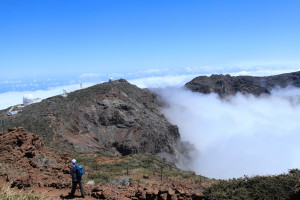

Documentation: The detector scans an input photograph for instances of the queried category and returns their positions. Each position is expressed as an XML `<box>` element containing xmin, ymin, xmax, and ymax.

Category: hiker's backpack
<box><xmin>76</xmin><ymin>165</ymin><xmax>85</xmax><ymax>178</ymax></box>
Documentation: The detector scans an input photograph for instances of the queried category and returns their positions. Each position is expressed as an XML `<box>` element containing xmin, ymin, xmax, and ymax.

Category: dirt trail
<box><xmin>34</xmin><ymin>187</ymin><xmax>94</xmax><ymax>200</ymax></box>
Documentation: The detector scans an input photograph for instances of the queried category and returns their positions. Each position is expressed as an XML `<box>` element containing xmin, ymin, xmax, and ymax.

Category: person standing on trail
<box><xmin>69</xmin><ymin>159</ymin><xmax>85</xmax><ymax>198</ymax></box>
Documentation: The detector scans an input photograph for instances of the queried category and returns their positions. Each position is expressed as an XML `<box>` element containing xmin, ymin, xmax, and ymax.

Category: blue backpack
<box><xmin>76</xmin><ymin>165</ymin><xmax>85</xmax><ymax>178</ymax></box>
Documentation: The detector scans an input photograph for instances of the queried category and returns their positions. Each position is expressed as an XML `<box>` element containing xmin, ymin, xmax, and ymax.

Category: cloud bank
<box><xmin>0</xmin><ymin>73</ymin><xmax>199</xmax><ymax>110</ymax></box>
<box><xmin>128</xmin><ymin>74</ymin><xmax>199</xmax><ymax>88</ymax></box>
<box><xmin>1</xmin><ymin>65</ymin><xmax>300</xmax><ymax>109</ymax></box>
<box><xmin>0</xmin><ymin>82</ymin><xmax>95</xmax><ymax>110</ymax></box>
<box><xmin>154</xmin><ymin>87</ymin><xmax>300</xmax><ymax>179</ymax></box>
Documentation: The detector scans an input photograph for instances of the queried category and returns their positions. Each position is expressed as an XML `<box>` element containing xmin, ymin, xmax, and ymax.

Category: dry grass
<box><xmin>0</xmin><ymin>184</ymin><xmax>58</xmax><ymax>200</ymax></box>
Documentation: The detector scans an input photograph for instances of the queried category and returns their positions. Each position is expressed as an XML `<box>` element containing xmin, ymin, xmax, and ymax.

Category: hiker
<box><xmin>69</xmin><ymin>159</ymin><xmax>85</xmax><ymax>198</ymax></box>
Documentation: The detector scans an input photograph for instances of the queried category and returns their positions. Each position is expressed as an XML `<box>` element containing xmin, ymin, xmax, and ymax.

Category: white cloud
<box><xmin>185</xmin><ymin>65</ymin><xmax>300</xmax><ymax>77</ymax></box>
<box><xmin>126</xmin><ymin>68</ymin><xmax>172</xmax><ymax>77</ymax></box>
<box><xmin>0</xmin><ymin>82</ymin><xmax>96</xmax><ymax>110</ymax></box>
<box><xmin>128</xmin><ymin>74</ymin><xmax>199</xmax><ymax>88</ymax></box>
<box><xmin>79</xmin><ymin>73</ymin><xmax>104</xmax><ymax>78</ymax></box>
<box><xmin>127</xmin><ymin>66</ymin><xmax>300</xmax><ymax>89</ymax></box>
<box><xmin>231</xmin><ymin>69</ymin><xmax>300</xmax><ymax>77</ymax></box>
<box><xmin>185</xmin><ymin>66</ymin><xmax>227</xmax><ymax>73</ymax></box>
<box><xmin>155</xmin><ymin>87</ymin><xmax>300</xmax><ymax>179</ymax></box>
<box><xmin>140</xmin><ymin>68</ymin><xmax>169</xmax><ymax>74</ymax></box>
<box><xmin>0</xmin><ymin>80</ymin><xmax>22</xmax><ymax>84</ymax></box>
<box><xmin>2</xmin><ymin>66</ymin><xmax>300</xmax><ymax>109</ymax></box>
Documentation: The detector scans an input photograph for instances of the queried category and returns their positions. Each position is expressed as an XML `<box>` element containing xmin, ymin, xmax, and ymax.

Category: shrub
<box><xmin>205</xmin><ymin>169</ymin><xmax>300</xmax><ymax>200</ymax></box>
<box><xmin>88</xmin><ymin>172</ymin><xmax>111</xmax><ymax>184</ymax></box>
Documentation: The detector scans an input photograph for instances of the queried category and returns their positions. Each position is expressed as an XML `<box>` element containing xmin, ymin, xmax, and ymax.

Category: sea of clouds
<box><xmin>0</xmin><ymin>82</ymin><xmax>96</xmax><ymax>110</ymax></box>
<box><xmin>154</xmin><ymin>86</ymin><xmax>300</xmax><ymax>179</ymax></box>
<box><xmin>1</xmin><ymin>67</ymin><xmax>300</xmax><ymax>179</ymax></box>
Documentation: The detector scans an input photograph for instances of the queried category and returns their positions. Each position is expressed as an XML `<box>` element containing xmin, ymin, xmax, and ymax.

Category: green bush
<box><xmin>205</xmin><ymin>169</ymin><xmax>300</xmax><ymax>200</ymax></box>
<box><xmin>88</xmin><ymin>172</ymin><xmax>111</xmax><ymax>184</ymax></box>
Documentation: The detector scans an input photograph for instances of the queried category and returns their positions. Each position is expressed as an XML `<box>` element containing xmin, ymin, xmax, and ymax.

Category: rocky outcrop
<box><xmin>185</xmin><ymin>71</ymin><xmax>300</xmax><ymax>97</ymax></box>
<box><xmin>291</xmin><ymin>183</ymin><xmax>300</xmax><ymax>200</ymax></box>
<box><xmin>85</xmin><ymin>183</ymin><xmax>206</xmax><ymax>200</ymax></box>
<box><xmin>0</xmin><ymin>127</ymin><xmax>71</xmax><ymax>189</ymax></box>
<box><xmin>134</xmin><ymin>186</ymin><xmax>205</xmax><ymax>200</ymax></box>
<box><xmin>0</xmin><ymin>79</ymin><xmax>181</xmax><ymax>156</ymax></box>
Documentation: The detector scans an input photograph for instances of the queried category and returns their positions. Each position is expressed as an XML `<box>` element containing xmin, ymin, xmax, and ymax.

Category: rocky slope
<box><xmin>0</xmin><ymin>128</ymin><xmax>207</xmax><ymax>200</ymax></box>
<box><xmin>1</xmin><ymin>128</ymin><xmax>299</xmax><ymax>199</ymax></box>
<box><xmin>0</xmin><ymin>127</ymin><xmax>71</xmax><ymax>189</ymax></box>
<box><xmin>185</xmin><ymin>71</ymin><xmax>300</xmax><ymax>96</ymax></box>
<box><xmin>0</xmin><ymin>79</ymin><xmax>181</xmax><ymax>156</ymax></box>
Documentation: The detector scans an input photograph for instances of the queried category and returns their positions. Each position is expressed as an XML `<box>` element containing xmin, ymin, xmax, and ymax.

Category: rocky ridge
<box><xmin>0</xmin><ymin>79</ymin><xmax>182</xmax><ymax>157</ymax></box>
<box><xmin>185</xmin><ymin>71</ymin><xmax>300</xmax><ymax>96</ymax></box>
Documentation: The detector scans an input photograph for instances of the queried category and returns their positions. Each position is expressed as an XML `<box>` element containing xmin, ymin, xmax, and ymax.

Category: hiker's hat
<box><xmin>71</xmin><ymin>159</ymin><xmax>76</xmax><ymax>164</ymax></box>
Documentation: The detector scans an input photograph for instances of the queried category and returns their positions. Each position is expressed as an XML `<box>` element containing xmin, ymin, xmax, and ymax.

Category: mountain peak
<box><xmin>1</xmin><ymin>80</ymin><xmax>181</xmax><ymax>157</ymax></box>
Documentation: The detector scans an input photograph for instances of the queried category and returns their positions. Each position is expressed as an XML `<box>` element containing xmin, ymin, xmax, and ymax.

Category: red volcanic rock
<box><xmin>0</xmin><ymin>127</ymin><xmax>71</xmax><ymax>189</ymax></box>
<box><xmin>168</xmin><ymin>188</ymin><xmax>175</xmax><ymax>195</ymax></box>
<box><xmin>0</xmin><ymin>127</ymin><xmax>207</xmax><ymax>199</ymax></box>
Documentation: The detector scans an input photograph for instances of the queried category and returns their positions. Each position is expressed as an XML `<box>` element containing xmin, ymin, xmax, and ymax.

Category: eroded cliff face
<box><xmin>0</xmin><ymin>79</ymin><xmax>181</xmax><ymax>156</ymax></box>
<box><xmin>185</xmin><ymin>71</ymin><xmax>300</xmax><ymax>97</ymax></box>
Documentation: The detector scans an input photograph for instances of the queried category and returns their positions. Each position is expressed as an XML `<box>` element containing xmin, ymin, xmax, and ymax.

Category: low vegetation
<box><xmin>3</xmin><ymin>149</ymin><xmax>300</xmax><ymax>199</ymax></box>
<box><xmin>205</xmin><ymin>169</ymin><xmax>300</xmax><ymax>200</ymax></box>
<box><xmin>0</xmin><ymin>184</ymin><xmax>57</xmax><ymax>200</ymax></box>
<box><xmin>76</xmin><ymin>153</ymin><xmax>207</xmax><ymax>184</ymax></box>
<box><xmin>70</xmin><ymin>153</ymin><xmax>300</xmax><ymax>199</ymax></box>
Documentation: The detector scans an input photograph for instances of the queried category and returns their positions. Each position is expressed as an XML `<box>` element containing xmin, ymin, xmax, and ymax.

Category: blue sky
<box><xmin>1</xmin><ymin>0</ymin><xmax>300</xmax><ymax>81</ymax></box>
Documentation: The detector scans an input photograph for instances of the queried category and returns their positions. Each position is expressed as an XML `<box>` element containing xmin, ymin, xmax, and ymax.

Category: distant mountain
<box><xmin>185</xmin><ymin>71</ymin><xmax>300</xmax><ymax>96</ymax></box>
<box><xmin>0</xmin><ymin>79</ymin><xmax>182</xmax><ymax>156</ymax></box>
